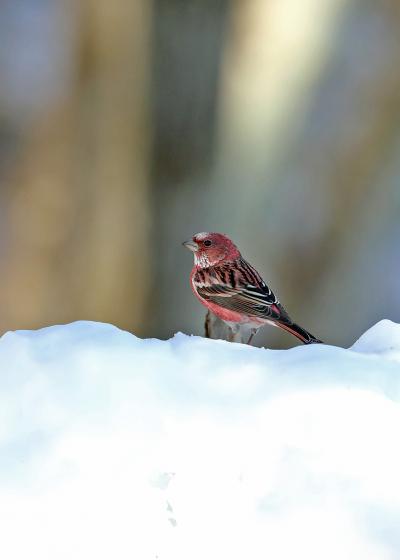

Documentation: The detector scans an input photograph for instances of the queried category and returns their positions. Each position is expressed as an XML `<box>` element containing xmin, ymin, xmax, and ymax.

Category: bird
<box><xmin>183</xmin><ymin>232</ymin><xmax>323</xmax><ymax>345</ymax></box>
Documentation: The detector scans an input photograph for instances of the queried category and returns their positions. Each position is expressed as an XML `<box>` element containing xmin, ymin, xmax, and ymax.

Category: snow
<box><xmin>1</xmin><ymin>320</ymin><xmax>400</xmax><ymax>560</ymax></box>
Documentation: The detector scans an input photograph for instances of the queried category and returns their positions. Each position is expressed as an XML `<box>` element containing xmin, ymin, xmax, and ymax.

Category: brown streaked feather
<box><xmin>193</xmin><ymin>258</ymin><xmax>286</xmax><ymax>322</ymax></box>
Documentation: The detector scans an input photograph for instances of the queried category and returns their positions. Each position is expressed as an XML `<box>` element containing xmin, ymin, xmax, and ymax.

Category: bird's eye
<box><xmin>204</xmin><ymin>240</ymin><xmax>212</xmax><ymax>247</ymax></box>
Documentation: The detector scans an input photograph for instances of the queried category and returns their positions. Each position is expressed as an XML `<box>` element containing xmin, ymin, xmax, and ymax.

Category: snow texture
<box><xmin>1</xmin><ymin>319</ymin><xmax>400</xmax><ymax>559</ymax></box>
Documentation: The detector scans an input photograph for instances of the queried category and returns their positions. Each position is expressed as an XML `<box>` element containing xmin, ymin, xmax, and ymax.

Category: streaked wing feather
<box><xmin>198</xmin><ymin>290</ymin><xmax>281</xmax><ymax>320</ymax></box>
<box><xmin>195</xmin><ymin>269</ymin><xmax>283</xmax><ymax>321</ymax></box>
<box><xmin>196</xmin><ymin>284</ymin><xmax>237</xmax><ymax>298</ymax></box>
<box><xmin>210</xmin><ymin>295</ymin><xmax>279</xmax><ymax>319</ymax></box>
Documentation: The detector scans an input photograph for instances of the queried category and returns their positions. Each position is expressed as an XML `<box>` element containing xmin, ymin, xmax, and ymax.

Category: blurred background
<box><xmin>0</xmin><ymin>0</ymin><xmax>399</xmax><ymax>348</ymax></box>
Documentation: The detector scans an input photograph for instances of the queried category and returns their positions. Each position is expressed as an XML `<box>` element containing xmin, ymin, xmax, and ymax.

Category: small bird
<box><xmin>183</xmin><ymin>232</ymin><xmax>322</xmax><ymax>345</ymax></box>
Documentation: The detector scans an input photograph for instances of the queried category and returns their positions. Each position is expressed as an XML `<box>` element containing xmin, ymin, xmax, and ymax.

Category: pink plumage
<box><xmin>183</xmin><ymin>232</ymin><xmax>322</xmax><ymax>345</ymax></box>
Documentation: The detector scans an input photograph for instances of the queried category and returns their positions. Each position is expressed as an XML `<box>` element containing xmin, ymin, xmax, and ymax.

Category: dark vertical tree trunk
<box><xmin>150</xmin><ymin>0</ymin><xmax>231</xmax><ymax>338</ymax></box>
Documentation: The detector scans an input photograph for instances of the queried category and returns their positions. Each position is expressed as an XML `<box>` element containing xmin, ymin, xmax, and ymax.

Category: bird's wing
<box><xmin>194</xmin><ymin>259</ymin><xmax>289</xmax><ymax>321</ymax></box>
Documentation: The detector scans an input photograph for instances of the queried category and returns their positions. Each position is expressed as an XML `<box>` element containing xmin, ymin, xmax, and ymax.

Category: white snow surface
<box><xmin>1</xmin><ymin>320</ymin><xmax>400</xmax><ymax>559</ymax></box>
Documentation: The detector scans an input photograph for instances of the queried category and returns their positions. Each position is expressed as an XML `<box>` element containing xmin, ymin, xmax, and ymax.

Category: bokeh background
<box><xmin>0</xmin><ymin>0</ymin><xmax>399</xmax><ymax>348</ymax></box>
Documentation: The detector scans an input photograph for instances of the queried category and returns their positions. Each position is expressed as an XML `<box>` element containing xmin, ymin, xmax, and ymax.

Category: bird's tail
<box><xmin>277</xmin><ymin>321</ymin><xmax>323</xmax><ymax>345</ymax></box>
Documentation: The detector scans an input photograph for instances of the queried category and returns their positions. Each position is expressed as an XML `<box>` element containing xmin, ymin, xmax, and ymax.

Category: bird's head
<box><xmin>183</xmin><ymin>232</ymin><xmax>240</xmax><ymax>268</ymax></box>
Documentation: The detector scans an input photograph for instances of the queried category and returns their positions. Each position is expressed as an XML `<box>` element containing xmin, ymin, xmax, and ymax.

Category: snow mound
<box><xmin>351</xmin><ymin>319</ymin><xmax>400</xmax><ymax>360</ymax></box>
<box><xmin>1</xmin><ymin>320</ymin><xmax>400</xmax><ymax>560</ymax></box>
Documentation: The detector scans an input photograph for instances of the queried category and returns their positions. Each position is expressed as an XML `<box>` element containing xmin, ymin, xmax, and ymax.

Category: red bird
<box><xmin>183</xmin><ymin>232</ymin><xmax>322</xmax><ymax>345</ymax></box>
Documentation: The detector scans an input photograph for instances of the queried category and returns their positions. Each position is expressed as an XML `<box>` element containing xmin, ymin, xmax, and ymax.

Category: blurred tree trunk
<box><xmin>0</xmin><ymin>0</ymin><xmax>152</xmax><ymax>334</ymax></box>
<box><xmin>150</xmin><ymin>0</ymin><xmax>230</xmax><ymax>338</ymax></box>
<box><xmin>213</xmin><ymin>0</ymin><xmax>347</xmax><ymax>223</ymax></box>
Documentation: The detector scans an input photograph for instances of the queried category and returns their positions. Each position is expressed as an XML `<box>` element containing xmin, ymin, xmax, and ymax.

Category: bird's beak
<box><xmin>182</xmin><ymin>240</ymin><xmax>199</xmax><ymax>252</ymax></box>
